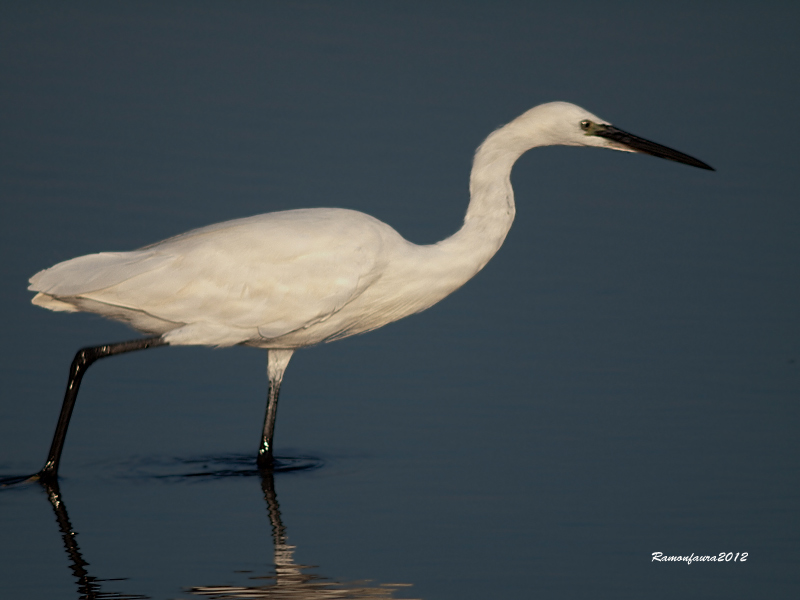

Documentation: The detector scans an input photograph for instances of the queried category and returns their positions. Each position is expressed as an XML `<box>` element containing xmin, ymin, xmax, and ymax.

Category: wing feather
<box><xmin>30</xmin><ymin>209</ymin><xmax>395</xmax><ymax>344</ymax></box>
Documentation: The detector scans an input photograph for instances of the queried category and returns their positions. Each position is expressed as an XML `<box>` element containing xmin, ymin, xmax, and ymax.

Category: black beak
<box><xmin>596</xmin><ymin>125</ymin><xmax>715</xmax><ymax>171</ymax></box>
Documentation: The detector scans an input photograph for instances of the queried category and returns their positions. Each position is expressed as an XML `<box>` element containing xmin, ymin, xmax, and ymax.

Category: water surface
<box><xmin>1</xmin><ymin>2</ymin><xmax>798</xmax><ymax>598</ymax></box>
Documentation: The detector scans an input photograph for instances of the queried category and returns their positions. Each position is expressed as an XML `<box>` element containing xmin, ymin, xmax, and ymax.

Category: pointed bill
<box><xmin>596</xmin><ymin>125</ymin><xmax>715</xmax><ymax>171</ymax></box>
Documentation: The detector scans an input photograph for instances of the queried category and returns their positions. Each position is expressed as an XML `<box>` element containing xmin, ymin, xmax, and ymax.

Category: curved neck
<box><xmin>436</xmin><ymin>116</ymin><xmax>542</xmax><ymax>277</ymax></box>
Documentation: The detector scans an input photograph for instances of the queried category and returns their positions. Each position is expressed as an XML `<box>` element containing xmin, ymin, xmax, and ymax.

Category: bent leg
<box><xmin>38</xmin><ymin>336</ymin><xmax>167</xmax><ymax>482</ymax></box>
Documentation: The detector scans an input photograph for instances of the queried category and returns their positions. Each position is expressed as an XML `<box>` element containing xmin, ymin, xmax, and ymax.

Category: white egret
<box><xmin>25</xmin><ymin>102</ymin><xmax>712</xmax><ymax>481</ymax></box>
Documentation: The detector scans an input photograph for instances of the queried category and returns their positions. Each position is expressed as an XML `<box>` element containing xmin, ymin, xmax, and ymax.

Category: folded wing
<box><xmin>30</xmin><ymin>209</ymin><xmax>393</xmax><ymax>346</ymax></box>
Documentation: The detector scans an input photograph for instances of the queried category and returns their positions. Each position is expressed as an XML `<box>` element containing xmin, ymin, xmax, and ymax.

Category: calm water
<box><xmin>1</xmin><ymin>2</ymin><xmax>798</xmax><ymax>598</ymax></box>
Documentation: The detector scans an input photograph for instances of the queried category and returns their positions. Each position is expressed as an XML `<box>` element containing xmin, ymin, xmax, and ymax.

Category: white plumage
<box><xmin>29</xmin><ymin>103</ymin><xmax>619</xmax><ymax>348</ymax></box>
<box><xmin>24</xmin><ymin>102</ymin><xmax>712</xmax><ymax>476</ymax></box>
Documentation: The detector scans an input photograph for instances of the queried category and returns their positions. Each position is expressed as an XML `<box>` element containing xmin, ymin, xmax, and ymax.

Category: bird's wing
<box><xmin>29</xmin><ymin>251</ymin><xmax>175</xmax><ymax>297</ymax></box>
<box><xmin>30</xmin><ymin>209</ymin><xmax>395</xmax><ymax>344</ymax></box>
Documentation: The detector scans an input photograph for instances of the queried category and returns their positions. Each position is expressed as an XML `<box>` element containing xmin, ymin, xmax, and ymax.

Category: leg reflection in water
<box><xmin>41</xmin><ymin>478</ymin><xmax>149</xmax><ymax>600</ymax></box>
<box><xmin>34</xmin><ymin>467</ymin><xmax>416</xmax><ymax>599</ymax></box>
<box><xmin>191</xmin><ymin>469</ymin><xmax>418</xmax><ymax>599</ymax></box>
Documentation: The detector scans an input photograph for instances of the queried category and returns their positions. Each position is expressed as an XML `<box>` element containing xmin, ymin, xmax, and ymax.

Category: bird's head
<box><xmin>512</xmin><ymin>101</ymin><xmax>714</xmax><ymax>170</ymax></box>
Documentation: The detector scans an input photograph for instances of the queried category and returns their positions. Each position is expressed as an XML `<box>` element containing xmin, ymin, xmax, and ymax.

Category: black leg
<box><xmin>257</xmin><ymin>349</ymin><xmax>293</xmax><ymax>470</ymax></box>
<box><xmin>257</xmin><ymin>378</ymin><xmax>282</xmax><ymax>469</ymax></box>
<box><xmin>37</xmin><ymin>336</ymin><xmax>167</xmax><ymax>482</ymax></box>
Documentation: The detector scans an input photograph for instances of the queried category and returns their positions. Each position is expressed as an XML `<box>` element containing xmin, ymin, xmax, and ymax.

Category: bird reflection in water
<box><xmin>33</xmin><ymin>466</ymin><xmax>418</xmax><ymax>600</ymax></box>
<box><xmin>191</xmin><ymin>469</ymin><xmax>417</xmax><ymax>600</ymax></box>
<box><xmin>40</xmin><ymin>478</ymin><xmax>149</xmax><ymax>600</ymax></box>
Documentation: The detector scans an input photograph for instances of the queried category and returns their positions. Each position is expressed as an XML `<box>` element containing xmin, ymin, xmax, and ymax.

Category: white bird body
<box><xmin>32</xmin><ymin>103</ymin><xmax>603</xmax><ymax>349</ymax></box>
<box><xmin>19</xmin><ymin>101</ymin><xmax>712</xmax><ymax>479</ymax></box>
<box><xmin>32</xmin><ymin>206</ymin><xmax>497</xmax><ymax>348</ymax></box>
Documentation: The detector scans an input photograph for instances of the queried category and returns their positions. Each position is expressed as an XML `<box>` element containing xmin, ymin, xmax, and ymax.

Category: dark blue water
<box><xmin>1</xmin><ymin>2</ymin><xmax>798</xmax><ymax>598</ymax></box>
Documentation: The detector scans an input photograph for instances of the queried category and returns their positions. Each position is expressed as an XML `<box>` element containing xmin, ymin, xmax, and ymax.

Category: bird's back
<box><xmin>30</xmin><ymin>208</ymin><xmax>408</xmax><ymax>347</ymax></box>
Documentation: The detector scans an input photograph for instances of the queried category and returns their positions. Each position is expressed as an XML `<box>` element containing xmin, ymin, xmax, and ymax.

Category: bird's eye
<box><xmin>580</xmin><ymin>119</ymin><xmax>592</xmax><ymax>131</ymax></box>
